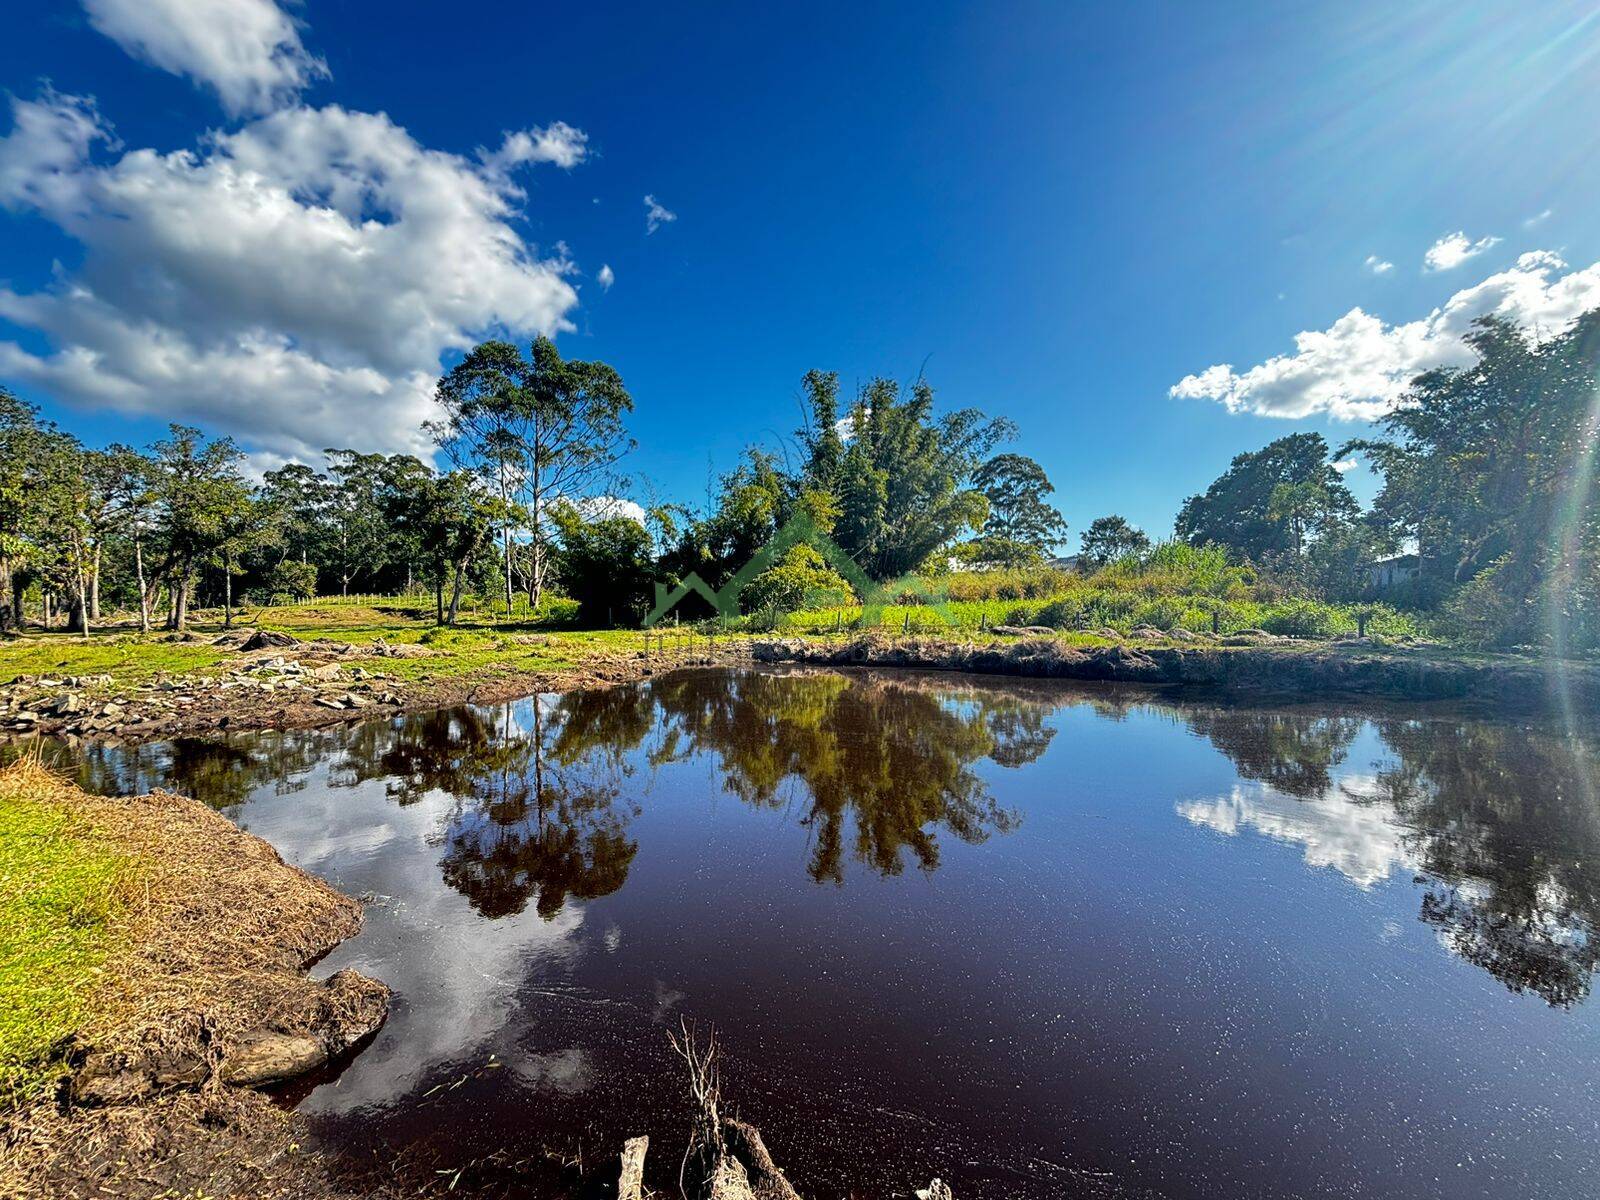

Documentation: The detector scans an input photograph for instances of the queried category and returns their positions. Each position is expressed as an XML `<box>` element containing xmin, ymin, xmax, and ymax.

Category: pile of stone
<box><xmin>0</xmin><ymin>652</ymin><xmax>405</xmax><ymax>738</ymax></box>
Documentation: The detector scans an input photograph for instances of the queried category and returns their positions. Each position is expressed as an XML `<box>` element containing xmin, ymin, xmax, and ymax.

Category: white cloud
<box><xmin>1423</xmin><ymin>230</ymin><xmax>1500</xmax><ymax>272</ymax></box>
<box><xmin>82</xmin><ymin>0</ymin><xmax>327</xmax><ymax>116</ymax></box>
<box><xmin>1179</xmin><ymin>777</ymin><xmax>1414</xmax><ymax>889</ymax></box>
<box><xmin>480</xmin><ymin>122</ymin><xmax>588</xmax><ymax>173</ymax></box>
<box><xmin>0</xmin><ymin>93</ymin><xmax>587</xmax><ymax>461</ymax></box>
<box><xmin>573</xmin><ymin>495</ymin><xmax>645</xmax><ymax>524</ymax></box>
<box><xmin>1332</xmin><ymin>457</ymin><xmax>1359</xmax><ymax>474</ymax></box>
<box><xmin>1170</xmin><ymin>250</ymin><xmax>1600</xmax><ymax>420</ymax></box>
<box><xmin>1525</xmin><ymin>208</ymin><xmax>1553</xmax><ymax>228</ymax></box>
<box><xmin>596</xmin><ymin>263</ymin><xmax>614</xmax><ymax>291</ymax></box>
<box><xmin>644</xmin><ymin>193</ymin><xmax>676</xmax><ymax>234</ymax></box>
<box><xmin>1364</xmin><ymin>255</ymin><xmax>1394</xmax><ymax>275</ymax></box>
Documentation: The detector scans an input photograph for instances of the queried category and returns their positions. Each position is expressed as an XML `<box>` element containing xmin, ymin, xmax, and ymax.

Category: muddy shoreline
<box><xmin>5</xmin><ymin>630</ymin><xmax>1593</xmax><ymax>753</ymax></box>
<box><xmin>753</xmin><ymin>634</ymin><xmax>1600</xmax><ymax>716</ymax></box>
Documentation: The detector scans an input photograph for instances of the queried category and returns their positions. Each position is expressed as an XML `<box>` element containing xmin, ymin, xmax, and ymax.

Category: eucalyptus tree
<box><xmin>104</xmin><ymin>444</ymin><xmax>160</xmax><ymax>632</ymax></box>
<box><xmin>148</xmin><ymin>425</ymin><xmax>247</xmax><ymax>630</ymax></box>
<box><xmin>433</xmin><ymin>335</ymin><xmax>635</xmax><ymax>611</ymax></box>
<box><xmin>970</xmin><ymin>452</ymin><xmax>1069</xmax><ymax>565</ymax></box>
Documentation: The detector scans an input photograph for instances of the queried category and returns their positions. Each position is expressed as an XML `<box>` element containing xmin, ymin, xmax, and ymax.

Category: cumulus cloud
<box><xmin>1179</xmin><ymin>778</ymin><xmax>1413</xmax><ymax>889</ymax></box>
<box><xmin>1423</xmin><ymin>230</ymin><xmax>1500</xmax><ymax>272</ymax></box>
<box><xmin>82</xmin><ymin>0</ymin><xmax>327</xmax><ymax>116</ymax></box>
<box><xmin>0</xmin><ymin>92</ymin><xmax>587</xmax><ymax>461</ymax></box>
<box><xmin>644</xmin><ymin>193</ymin><xmax>675</xmax><ymax>233</ymax></box>
<box><xmin>596</xmin><ymin>263</ymin><xmax>614</xmax><ymax>291</ymax></box>
<box><xmin>1170</xmin><ymin>250</ymin><xmax>1600</xmax><ymax>420</ymax></box>
<box><xmin>1364</xmin><ymin>255</ymin><xmax>1394</xmax><ymax>275</ymax></box>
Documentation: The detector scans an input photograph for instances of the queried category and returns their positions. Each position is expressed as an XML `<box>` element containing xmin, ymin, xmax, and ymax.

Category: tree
<box><xmin>970</xmin><ymin>453</ymin><xmax>1068</xmax><ymax>563</ymax></box>
<box><xmin>385</xmin><ymin>467</ymin><xmax>500</xmax><ymax>625</ymax></box>
<box><xmin>104</xmin><ymin>444</ymin><xmax>160</xmax><ymax>632</ymax></box>
<box><xmin>1346</xmin><ymin>312</ymin><xmax>1600</xmax><ymax>647</ymax></box>
<box><xmin>1079</xmin><ymin>515</ymin><xmax>1151</xmax><ymax>569</ymax></box>
<box><xmin>548</xmin><ymin>501</ymin><xmax>656</xmax><ymax>625</ymax></box>
<box><xmin>148</xmin><ymin>425</ymin><xmax>247</xmax><ymax>630</ymax></box>
<box><xmin>797</xmin><ymin>374</ymin><xmax>1013</xmax><ymax>579</ymax></box>
<box><xmin>1176</xmin><ymin>433</ymin><xmax>1357</xmax><ymax>561</ymax></box>
<box><xmin>433</xmin><ymin>336</ymin><xmax>635</xmax><ymax>610</ymax></box>
<box><xmin>260</xmin><ymin>462</ymin><xmax>332</xmax><ymax>574</ymax></box>
<box><xmin>0</xmin><ymin>391</ymin><xmax>63</xmax><ymax>631</ymax></box>
<box><xmin>325</xmin><ymin>450</ymin><xmax>393</xmax><ymax>597</ymax></box>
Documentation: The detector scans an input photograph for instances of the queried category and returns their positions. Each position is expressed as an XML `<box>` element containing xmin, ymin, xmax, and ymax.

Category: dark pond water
<box><xmin>49</xmin><ymin>667</ymin><xmax>1600</xmax><ymax>1199</ymax></box>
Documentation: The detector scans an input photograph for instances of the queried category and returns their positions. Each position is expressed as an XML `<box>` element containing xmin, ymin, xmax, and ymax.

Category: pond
<box><xmin>52</xmin><ymin>667</ymin><xmax>1600</xmax><ymax>1199</ymax></box>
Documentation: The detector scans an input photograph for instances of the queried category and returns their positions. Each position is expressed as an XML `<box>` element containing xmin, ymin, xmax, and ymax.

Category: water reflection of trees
<box><xmin>1184</xmin><ymin>706</ymin><xmax>1600</xmax><ymax>1007</ymax></box>
<box><xmin>645</xmin><ymin>671</ymin><xmax>1039</xmax><ymax>884</ymax></box>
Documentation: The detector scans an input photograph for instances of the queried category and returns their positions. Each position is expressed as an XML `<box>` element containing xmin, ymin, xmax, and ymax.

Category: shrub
<box><xmin>1260</xmin><ymin>600</ymin><xmax>1336</xmax><ymax>639</ymax></box>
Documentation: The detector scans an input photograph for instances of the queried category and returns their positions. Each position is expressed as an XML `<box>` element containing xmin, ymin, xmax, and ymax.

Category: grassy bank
<box><xmin>0</xmin><ymin>762</ymin><xmax>129</xmax><ymax>1107</ymax></box>
<box><xmin>0</xmin><ymin>758</ymin><xmax>384</xmax><ymax>1199</ymax></box>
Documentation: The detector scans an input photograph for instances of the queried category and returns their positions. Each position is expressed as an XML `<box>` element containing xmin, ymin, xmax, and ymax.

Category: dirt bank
<box><xmin>0</xmin><ymin>760</ymin><xmax>389</xmax><ymax>1200</ymax></box>
<box><xmin>752</xmin><ymin>633</ymin><xmax>1600</xmax><ymax>715</ymax></box>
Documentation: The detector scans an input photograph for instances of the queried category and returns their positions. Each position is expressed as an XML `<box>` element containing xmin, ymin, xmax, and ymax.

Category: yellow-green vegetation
<box><xmin>0</xmin><ymin>762</ymin><xmax>128</xmax><ymax>1106</ymax></box>
<box><xmin>754</xmin><ymin>544</ymin><xmax>1430</xmax><ymax>641</ymax></box>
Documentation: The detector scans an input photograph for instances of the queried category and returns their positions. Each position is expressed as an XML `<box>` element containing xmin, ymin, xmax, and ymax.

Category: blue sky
<box><xmin>3</xmin><ymin>1</ymin><xmax>1599</xmax><ymax>539</ymax></box>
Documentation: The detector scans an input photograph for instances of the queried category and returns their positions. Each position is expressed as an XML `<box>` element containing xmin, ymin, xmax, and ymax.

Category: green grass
<box><xmin>0</xmin><ymin>769</ymin><xmax>128</xmax><ymax>1107</ymax></box>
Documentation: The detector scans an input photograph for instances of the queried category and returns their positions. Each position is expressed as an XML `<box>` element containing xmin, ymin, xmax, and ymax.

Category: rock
<box><xmin>306</xmin><ymin>663</ymin><xmax>344</xmax><ymax>681</ymax></box>
<box><xmin>1130</xmin><ymin>625</ymin><xmax>1164</xmax><ymax>639</ymax></box>
<box><xmin>51</xmin><ymin>693</ymin><xmax>83</xmax><ymax>715</ymax></box>
<box><xmin>241</xmin><ymin>629</ymin><xmax>298</xmax><ymax>651</ymax></box>
<box><xmin>314</xmin><ymin>697</ymin><xmax>346</xmax><ymax>710</ymax></box>
<box><xmin>917</xmin><ymin>1181</ymin><xmax>955</xmax><ymax>1200</ymax></box>
<box><xmin>618</xmin><ymin>1135</ymin><xmax>649</xmax><ymax>1200</ymax></box>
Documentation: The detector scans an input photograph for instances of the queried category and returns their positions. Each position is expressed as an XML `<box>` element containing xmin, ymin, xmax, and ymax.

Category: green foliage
<box><xmin>0</xmin><ymin>776</ymin><xmax>127</xmax><ymax>1106</ymax></box>
<box><xmin>743</xmin><ymin>544</ymin><xmax>855</xmax><ymax>613</ymax></box>
<box><xmin>1177</xmin><ymin>433</ymin><xmax>1358</xmax><ymax>561</ymax></box>
<box><xmin>266</xmin><ymin>559</ymin><xmax>319</xmax><ymax>602</ymax></box>
<box><xmin>549</xmin><ymin>502</ymin><xmax>657</xmax><ymax>625</ymax></box>
<box><xmin>1079</xmin><ymin>514</ymin><xmax>1150</xmax><ymax>569</ymax></box>
<box><xmin>971</xmin><ymin>453</ymin><xmax>1068</xmax><ymax>556</ymax></box>
<box><xmin>1350</xmin><ymin>313</ymin><xmax>1600</xmax><ymax>650</ymax></box>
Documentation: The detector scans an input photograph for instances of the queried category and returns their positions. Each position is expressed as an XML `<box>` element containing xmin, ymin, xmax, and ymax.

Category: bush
<box><xmin>1260</xmin><ymin>600</ymin><xmax>1336</xmax><ymax>639</ymax></box>
<box><xmin>744</xmin><ymin>545</ymin><xmax>854</xmax><ymax>613</ymax></box>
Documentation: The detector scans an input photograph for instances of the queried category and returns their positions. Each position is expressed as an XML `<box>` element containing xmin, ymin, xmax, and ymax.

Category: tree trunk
<box><xmin>504</xmin><ymin>526</ymin><xmax>514</xmax><ymax>615</ymax></box>
<box><xmin>0</xmin><ymin>557</ymin><xmax>12</xmax><ymax>633</ymax></box>
<box><xmin>434</xmin><ymin>576</ymin><xmax>444</xmax><ymax>625</ymax></box>
<box><xmin>223</xmin><ymin>553</ymin><xmax>234</xmax><ymax>629</ymax></box>
<box><xmin>133</xmin><ymin>536</ymin><xmax>151</xmax><ymax>634</ymax></box>
<box><xmin>171</xmin><ymin>572</ymin><xmax>190</xmax><ymax>631</ymax></box>
<box><xmin>89</xmin><ymin>541</ymin><xmax>102</xmax><ymax>621</ymax></box>
<box><xmin>446</xmin><ymin>560</ymin><xmax>467</xmax><ymax>625</ymax></box>
<box><xmin>70</xmin><ymin>531</ymin><xmax>90</xmax><ymax>641</ymax></box>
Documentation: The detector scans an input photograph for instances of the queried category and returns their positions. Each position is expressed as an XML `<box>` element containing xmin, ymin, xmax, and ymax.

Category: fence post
<box><xmin>1212</xmin><ymin>610</ymin><xmax>1220</xmax><ymax>635</ymax></box>
<box><xmin>1358</xmin><ymin>611</ymin><xmax>1368</xmax><ymax>637</ymax></box>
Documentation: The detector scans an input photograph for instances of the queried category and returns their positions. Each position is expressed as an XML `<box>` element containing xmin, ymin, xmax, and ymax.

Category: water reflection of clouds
<box><xmin>1177</xmin><ymin>776</ymin><xmax>1417</xmax><ymax>889</ymax></box>
<box><xmin>247</xmin><ymin>773</ymin><xmax>591</xmax><ymax>1114</ymax></box>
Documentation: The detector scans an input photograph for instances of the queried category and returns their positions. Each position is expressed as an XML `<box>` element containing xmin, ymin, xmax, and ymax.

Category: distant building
<box><xmin>1365</xmin><ymin>553</ymin><xmax>1421</xmax><ymax>589</ymax></box>
<box><xmin>1047</xmin><ymin>555</ymin><xmax>1082</xmax><ymax>572</ymax></box>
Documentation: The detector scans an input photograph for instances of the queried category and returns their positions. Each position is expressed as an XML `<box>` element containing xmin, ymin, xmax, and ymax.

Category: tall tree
<box><xmin>799</xmin><ymin>376</ymin><xmax>1013</xmax><ymax>579</ymax></box>
<box><xmin>149</xmin><ymin>425</ymin><xmax>247</xmax><ymax>630</ymax></box>
<box><xmin>969</xmin><ymin>452</ymin><xmax>1069</xmax><ymax>564</ymax></box>
<box><xmin>1176</xmin><ymin>432</ymin><xmax>1357</xmax><ymax>561</ymax></box>
<box><xmin>433</xmin><ymin>336</ymin><xmax>635</xmax><ymax>610</ymax></box>
<box><xmin>104</xmin><ymin>444</ymin><xmax>160</xmax><ymax>632</ymax></box>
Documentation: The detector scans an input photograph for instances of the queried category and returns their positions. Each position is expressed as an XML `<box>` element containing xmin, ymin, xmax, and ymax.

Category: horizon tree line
<box><xmin>1</xmin><ymin>311</ymin><xmax>1596</xmax><ymax>648</ymax></box>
